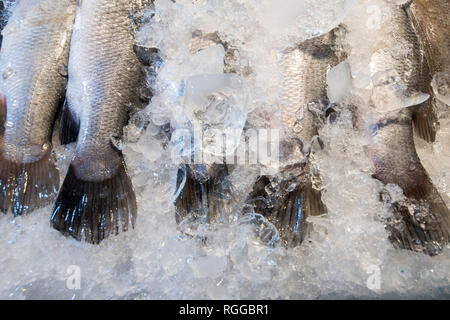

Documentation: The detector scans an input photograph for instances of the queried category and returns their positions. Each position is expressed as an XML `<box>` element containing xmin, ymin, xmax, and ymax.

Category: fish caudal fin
<box><xmin>245</xmin><ymin>175</ymin><xmax>326</xmax><ymax>247</ymax></box>
<box><xmin>412</xmin><ymin>102</ymin><xmax>437</xmax><ymax>143</ymax></box>
<box><xmin>174</xmin><ymin>164</ymin><xmax>232</xmax><ymax>233</ymax></box>
<box><xmin>0</xmin><ymin>149</ymin><xmax>60</xmax><ymax>216</ymax></box>
<box><xmin>382</xmin><ymin>183</ymin><xmax>450</xmax><ymax>256</ymax></box>
<box><xmin>50</xmin><ymin>154</ymin><xmax>137</xmax><ymax>244</ymax></box>
<box><xmin>59</xmin><ymin>99</ymin><xmax>80</xmax><ymax>145</ymax></box>
<box><xmin>0</xmin><ymin>97</ymin><xmax>59</xmax><ymax>215</ymax></box>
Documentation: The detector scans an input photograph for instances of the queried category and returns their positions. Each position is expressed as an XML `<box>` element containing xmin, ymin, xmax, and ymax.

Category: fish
<box><xmin>50</xmin><ymin>0</ymin><xmax>150</xmax><ymax>243</ymax></box>
<box><xmin>245</xmin><ymin>29</ymin><xmax>345</xmax><ymax>247</ymax></box>
<box><xmin>406</xmin><ymin>0</ymin><xmax>450</xmax><ymax>141</ymax></box>
<box><xmin>364</xmin><ymin>1</ymin><xmax>450</xmax><ymax>255</ymax></box>
<box><xmin>407</xmin><ymin>0</ymin><xmax>450</xmax><ymax>81</ymax></box>
<box><xmin>175</xmin><ymin>163</ymin><xmax>232</xmax><ymax>230</ymax></box>
<box><xmin>174</xmin><ymin>32</ymin><xmax>235</xmax><ymax>232</ymax></box>
<box><xmin>0</xmin><ymin>0</ymin><xmax>76</xmax><ymax>216</ymax></box>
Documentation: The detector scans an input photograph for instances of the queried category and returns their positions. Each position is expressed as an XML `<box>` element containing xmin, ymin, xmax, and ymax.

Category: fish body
<box><xmin>51</xmin><ymin>0</ymin><xmax>148</xmax><ymax>243</ymax></box>
<box><xmin>246</xmin><ymin>30</ymin><xmax>342</xmax><ymax>247</ymax></box>
<box><xmin>366</xmin><ymin>2</ymin><xmax>450</xmax><ymax>255</ymax></box>
<box><xmin>407</xmin><ymin>0</ymin><xmax>450</xmax><ymax>139</ymax></box>
<box><xmin>0</xmin><ymin>0</ymin><xmax>76</xmax><ymax>215</ymax></box>
<box><xmin>174</xmin><ymin>32</ymin><xmax>235</xmax><ymax>232</ymax></box>
<box><xmin>407</xmin><ymin>0</ymin><xmax>450</xmax><ymax>77</ymax></box>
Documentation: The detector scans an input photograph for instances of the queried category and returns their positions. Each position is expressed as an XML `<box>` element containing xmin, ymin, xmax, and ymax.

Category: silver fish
<box><xmin>51</xmin><ymin>0</ymin><xmax>149</xmax><ymax>243</ymax></box>
<box><xmin>245</xmin><ymin>29</ymin><xmax>344</xmax><ymax>247</ymax></box>
<box><xmin>0</xmin><ymin>0</ymin><xmax>76</xmax><ymax>215</ymax></box>
<box><xmin>174</xmin><ymin>32</ymin><xmax>235</xmax><ymax>233</ymax></box>
<box><xmin>365</xmin><ymin>1</ymin><xmax>450</xmax><ymax>255</ymax></box>
<box><xmin>407</xmin><ymin>0</ymin><xmax>450</xmax><ymax>79</ymax></box>
<box><xmin>407</xmin><ymin>0</ymin><xmax>450</xmax><ymax>140</ymax></box>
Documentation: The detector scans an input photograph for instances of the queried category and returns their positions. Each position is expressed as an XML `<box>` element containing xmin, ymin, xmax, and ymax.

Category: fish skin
<box><xmin>406</xmin><ymin>0</ymin><xmax>450</xmax><ymax>141</ymax></box>
<box><xmin>366</xmin><ymin>2</ymin><xmax>450</xmax><ymax>255</ymax></box>
<box><xmin>0</xmin><ymin>0</ymin><xmax>76</xmax><ymax>215</ymax></box>
<box><xmin>245</xmin><ymin>29</ymin><xmax>343</xmax><ymax>247</ymax></box>
<box><xmin>407</xmin><ymin>0</ymin><xmax>450</xmax><ymax>77</ymax></box>
<box><xmin>0</xmin><ymin>0</ymin><xmax>75</xmax><ymax>163</ymax></box>
<box><xmin>66</xmin><ymin>0</ymin><xmax>145</xmax><ymax>179</ymax></box>
<box><xmin>51</xmin><ymin>0</ymin><xmax>150</xmax><ymax>243</ymax></box>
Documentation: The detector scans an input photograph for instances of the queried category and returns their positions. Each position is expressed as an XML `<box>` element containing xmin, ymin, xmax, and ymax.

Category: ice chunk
<box><xmin>370</xmin><ymin>68</ymin><xmax>429</xmax><ymax>114</ymax></box>
<box><xmin>189</xmin><ymin>255</ymin><xmax>228</xmax><ymax>279</ymax></box>
<box><xmin>327</xmin><ymin>61</ymin><xmax>352</xmax><ymax>103</ymax></box>
<box><xmin>184</xmin><ymin>73</ymin><xmax>248</xmax><ymax>160</ymax></box>
<box><xmin>261</xmin><ymin>0</ymin><xmax>355</xmax><ymax>41</ymax></box>
<box><xmin>431</xmin><ymin>72</ymin><xmax>450</xmax><ymax>106</ymax></box>
<box><xmin>159</xmin><ymin>44</ymin><xmax>225</xmax><ymax>84</ymax></box>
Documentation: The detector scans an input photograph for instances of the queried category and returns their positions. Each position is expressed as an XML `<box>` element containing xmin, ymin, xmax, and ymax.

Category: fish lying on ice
<box><xmin>407</xmin><ymin>0</ymin><xmax>450</xmax><ymax>92</ymax></box>
<box><xmin>174</xmin><ymin>32</ymin><xmax>235</xmax><ymax>233</ymax></box>
<box><xmin>362</xmin><ymin>1</ymin><xmax>450</xmax><ymax>255</ymax></box>
<box><xmin>407</xmin><ymin>0</ymin><xmax>450</xmax><ymax>140</ymax></box>
<box><xmin>0</xmin><ymin>0</ymin><xmax>76</xmax><ymax>216</ymax></box>
<box><xmin>51</xmin><ymin>0</ymin><xmax>150</xmax><ymax>243</ymax></box>
<box><xmin>245</xmin><ymin>28</ymin><xmax>345</xmax><ymax>247</ymax></box>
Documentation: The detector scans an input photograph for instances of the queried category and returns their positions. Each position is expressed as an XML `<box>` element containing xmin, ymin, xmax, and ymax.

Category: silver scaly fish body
<box><xmin>245</xmin><ymin>30</ymin><xmax>342</xmax><ymax>247</ymax></box>
<box><xmin>366</xmin><ymin>1</ymin><xmax>450</xmax><ymax>255</ymax></box>
<box><xmin>407</xmin><ymin>0</ymin><xmax>450</xmax><ymax>77</ymax></box>
<box><xmin>280</xmin><ymin>32</ymin><xmax>340</xmax><ymax>166</ymax></box>
<box><xmin>51</xmin><ymin>0</ymin><xmax>150</xmax><ymax>243</ymax></box>
<box><xmin>281</xmin><ymin>34</ymin><xmax>338</xmax><ymax>144</ymax></box>
<box><xmin>0</xmin><ymin>0</ymin><xmax>76</xmax><ymax>216</ymax></box>
<box><xmin>407</xmin><ymin>0</ymin><xmax>450</xmax><ymax>140</ymax></box>
<box><xmin>0</xmin><ymin>0</ymin><xmax>75</xmax><ymax>163</ymax></box>
<box><xmin>68</xmin><ymin>0</ymin><xmax>143</xmax><ymax>180</ymax></box>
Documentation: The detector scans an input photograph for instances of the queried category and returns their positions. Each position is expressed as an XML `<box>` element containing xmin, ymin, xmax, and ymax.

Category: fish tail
<box><xmin>385</xmin><ymin>182</ymin><xmax>450</xmax><ymax>256</ymax></box>
<box><xmin>174</xmin><ymin>164</ymin><xmax>232</xmax><ymax>228</ymax></box>
<box><xmin>412</xmin><ymin>103</ymin><xmax>437</xmax><ymax>142</ymax></box>
<box><xmin>246</xmin><ymin>175</ymin><xmax>326</xmax><ymax>247</ymax></box>
<box><xmin>59</xmin><ymin>99</ymin><xmax>80</xmax><ymax>145</ymax></box>
<box><xmin>411</xmin><ymin>99</ymin><xmax>438</xmax><ymax>143</ymax></box>
<box><xmin>50</xmin><ymin>153</ymin><xmax>137</xmax><ymax>244</ymax></box>
<box><xmin>0</xmin><ymin>149</ymin><xmax>60</xmax><ymax>216</ymax></box>
<box><xmin>0</xmin><ymin>96</ymin><xmax>60</xmax><ymax>215</ymax></box>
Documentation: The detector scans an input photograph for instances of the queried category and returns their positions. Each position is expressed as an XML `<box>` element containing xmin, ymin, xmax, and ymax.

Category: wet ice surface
<box><xmin>1</xmin><ymin>0</ymin><xmax>450</xmax><ymax>299</ymax></box>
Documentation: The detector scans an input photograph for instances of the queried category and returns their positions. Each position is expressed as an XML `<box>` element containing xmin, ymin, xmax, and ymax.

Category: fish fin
<box><xmin>0</xmin><ymin>148</ymin><xmax>60</xmax><ymax>216</ymax></box>
<box><xmin>174</xmin><ymin>164</ymin><xmax>232</xmax><ymax>228</ymax></box>
<box><xmin>133</xmin><ymin>44</ymin><xmax>159</xmax><ymax>67</ymax></box>
<box><xmin>401</xmin><ymin>0</ymin><xmax>414</xmax><ymax>10</ymax></box>
<box><xmin>245</xmin><ymin>175</ymin><xmax>326</xmax><ymax>247</ymax></box>
<box><xmin>381</xmin><ymin>176</ymin><xmax>450</xmax><ymax>256</ymax></box>
<box><xmin>59</xmin><ymin>99</ymin><xmax>80</xmax><ymax>145</ymax></box>
<box><xmin>412</xmin><ymin>102</ymin><xmax>437</xmax><ymax>143</ymax></box>
<box><xmin>385</xmin><ymin>195</ymin><xmax>450</xmax><ymax>256</ymax></box>
<box><xmin>50</xmin><ymin>154</ymin><xmax>137</xmax><ymax>244</ymax></box>
<box><xmin>0</xmin><ymin>95</ymin><xmax>5</xmax><ymax>136</ymax></box>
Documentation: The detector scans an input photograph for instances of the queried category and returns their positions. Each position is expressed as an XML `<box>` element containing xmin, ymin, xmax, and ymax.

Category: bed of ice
<box><xmin>0</xmin><ymin>0</ymin><xmax>449</xmax><ymax>299</ymax></box>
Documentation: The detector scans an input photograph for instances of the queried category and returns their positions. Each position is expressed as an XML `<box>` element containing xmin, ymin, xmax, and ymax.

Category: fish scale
<box><xmin>245</xmin><ymin>30</ymin><xmax>342</xmax><ymax>247</ymax></box>
<box><xmin>364</xmin><ymin>0</ymin><xmax>450</xmax><ymax>255</ymax></box>
<box><xmin>51</xmin><ymin>0</ymin><xmax>150</xmax><ymax>243</ymax></box>
<box><xmin>0</xmin><ymin>0</ymin><xmax>76</xmax><ymax>216</ymax></box>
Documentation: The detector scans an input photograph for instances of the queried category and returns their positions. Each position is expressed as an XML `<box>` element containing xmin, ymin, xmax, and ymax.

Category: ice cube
<box><xmin>327</xmin><ymin>61</ymin><xmax>352</xmax><ymax>103</ymax></box>
<box><xmin>184</xmin><ymin>73</ymin><xmax>248</xmax><ymax>160</ymax></box>
<box><xmin>431</xmin><ymin>72</ymin><xmax>450</xmax><ymax>106</ymax></box>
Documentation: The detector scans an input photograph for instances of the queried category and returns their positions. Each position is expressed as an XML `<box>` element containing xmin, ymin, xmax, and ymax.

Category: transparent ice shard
<box><xmin>184</xmin><ymin>73</ymin><xmax>248</xmax><ymax>160</ymax></box>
